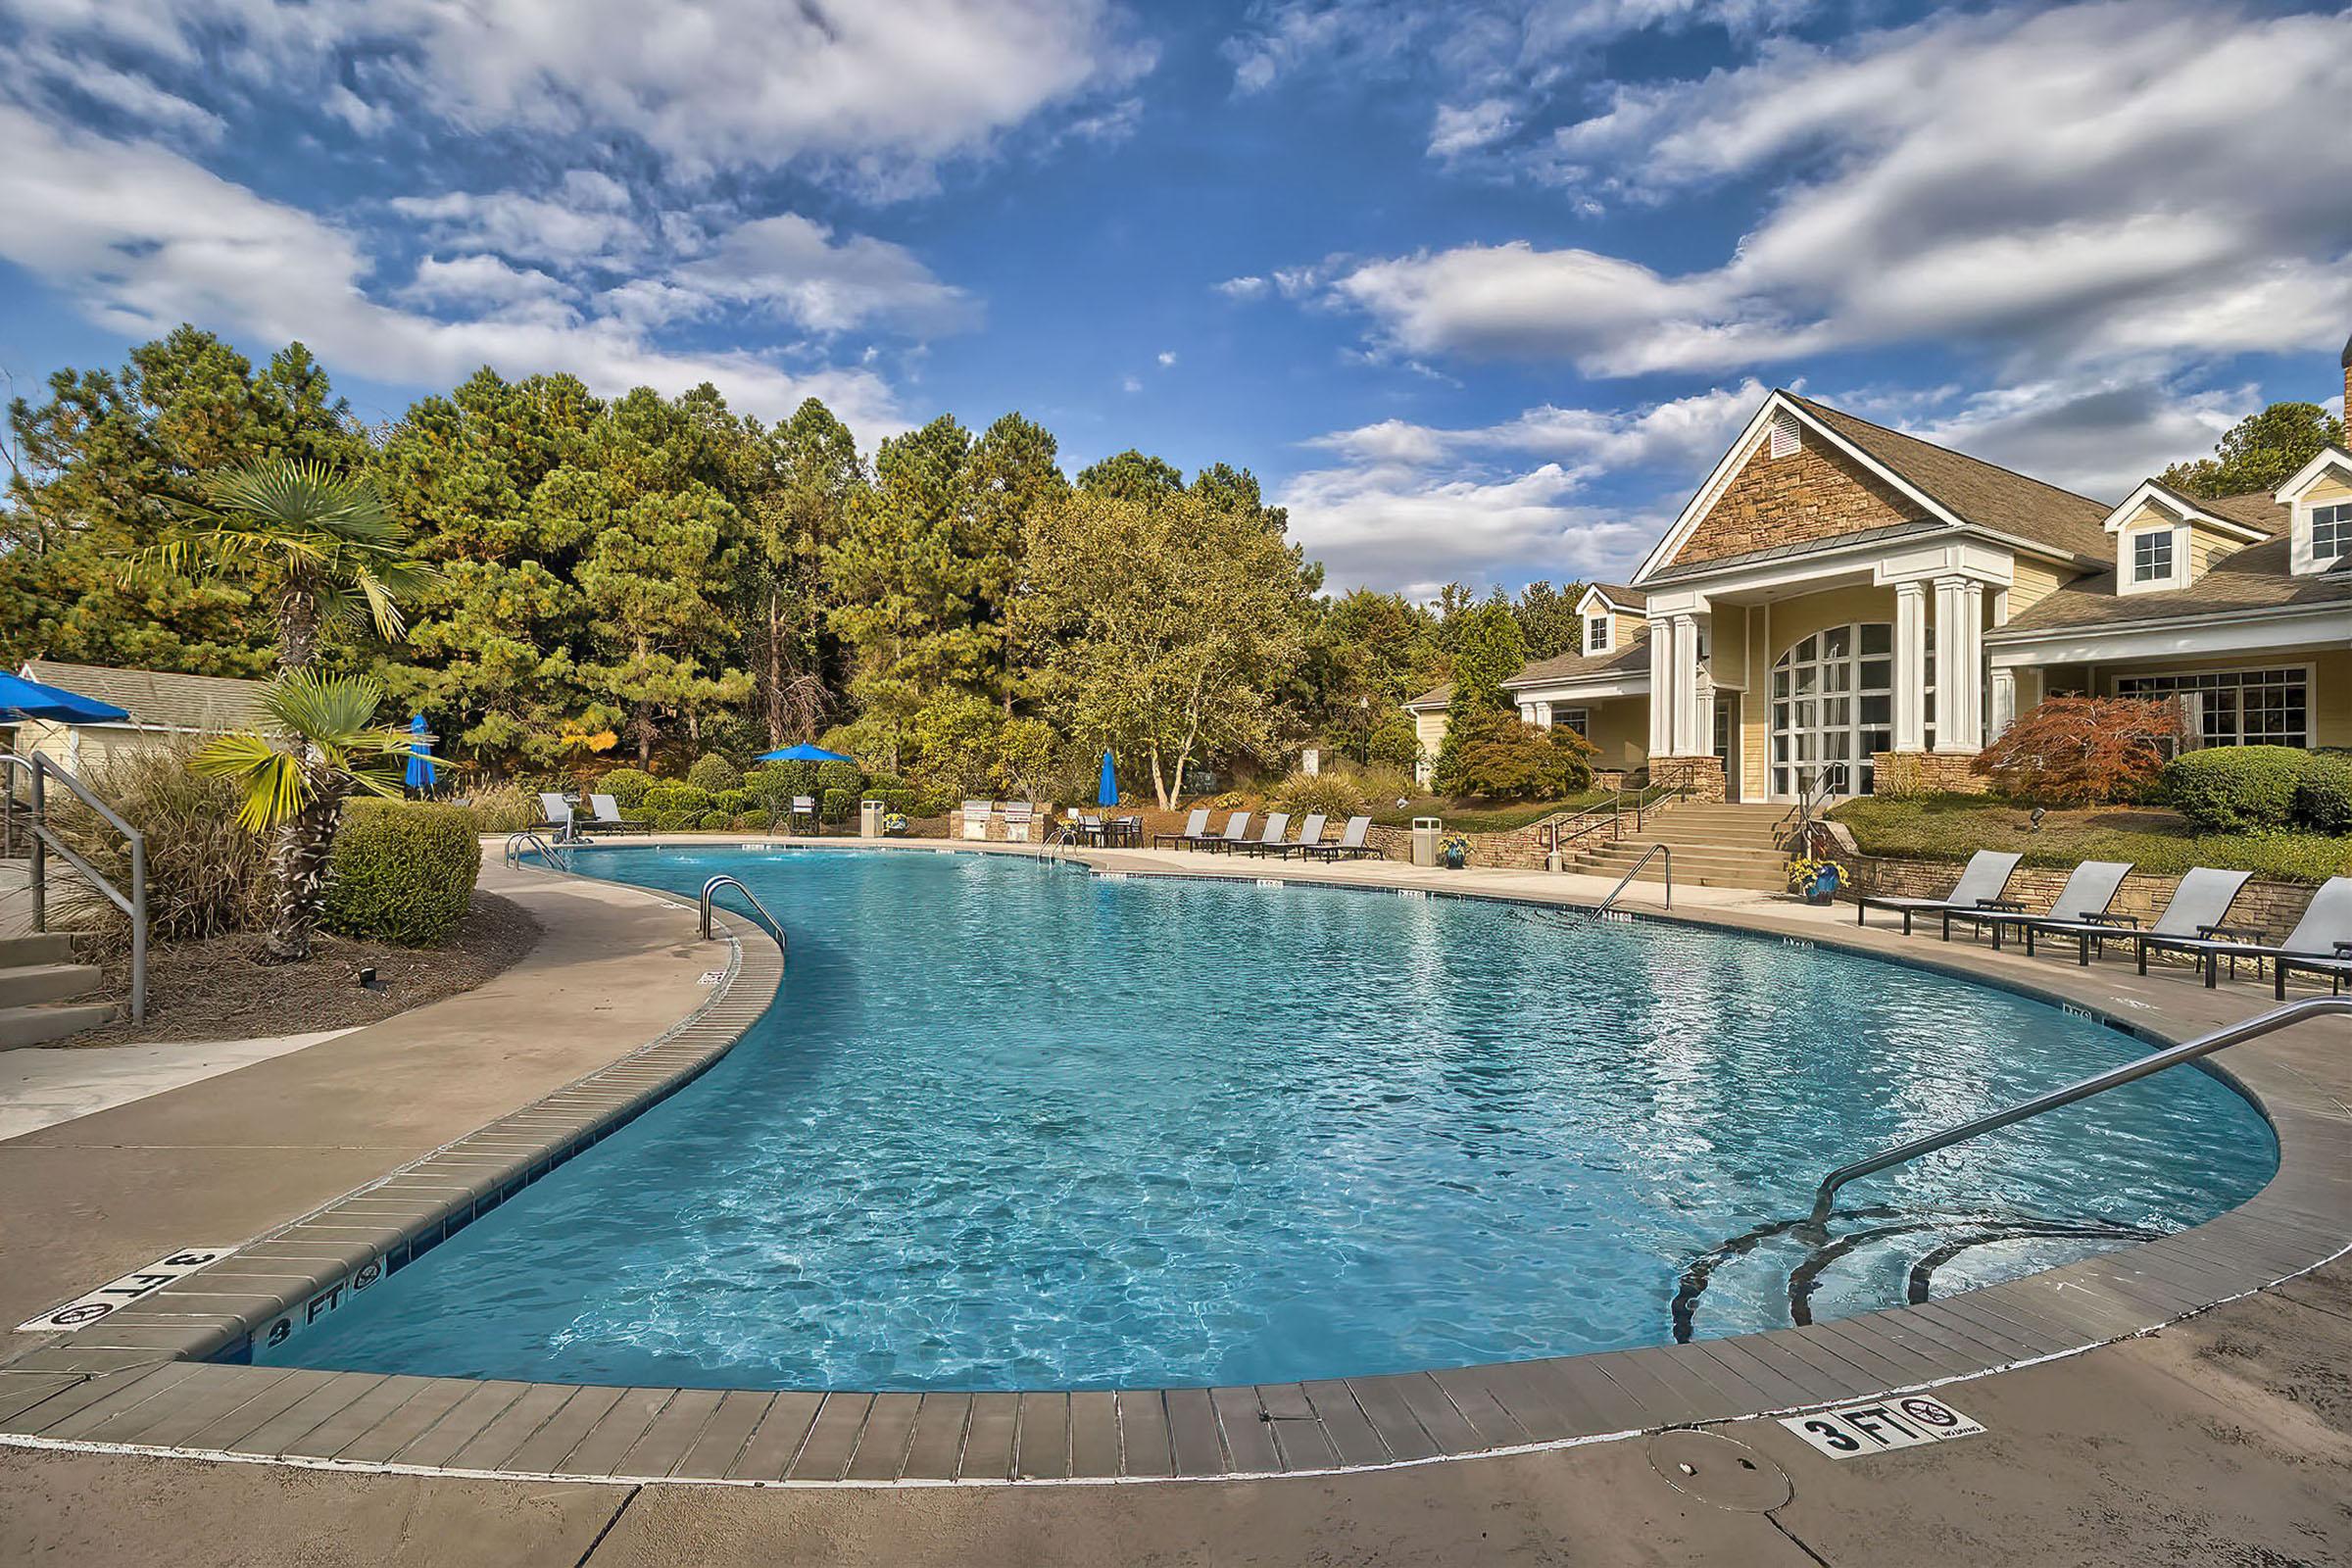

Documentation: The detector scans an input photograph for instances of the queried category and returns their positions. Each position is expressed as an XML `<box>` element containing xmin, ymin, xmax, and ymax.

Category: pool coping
<box><xmin>0</xmin><ymin>837</ymin><xmax>2343</xmax><ymax>1488</ymax></box>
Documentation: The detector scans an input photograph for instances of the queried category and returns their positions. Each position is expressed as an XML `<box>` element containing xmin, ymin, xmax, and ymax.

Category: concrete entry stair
<box><xmin>1563</xmin><ymin>801</ymin><xmax>1791</xmax><ymax>892</ymax></box>
<box><xmin>0</xmin><ymin>932</ymin><xmax>114</xmax><ymax>1049</ymax></box>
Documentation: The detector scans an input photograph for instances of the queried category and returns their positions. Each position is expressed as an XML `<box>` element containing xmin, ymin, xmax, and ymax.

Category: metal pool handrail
<box><xmin>1598</xmin><ymin>843</ymin><xmax>1671</xmax><ymax>911</ymax></box>
<box><xmin>4</xmin><ymin>746</ymin><xmax>147</xmax><ymax>1023</ymax></box>
<box><xmin>1806</xmin><ymin>995</ymin><xmax>2352</xmax><ymax>1230</ymax></box>
<box><xmin>503</xmin><ymin>829</ymin><xmax>570</xmax><ymax>872</ymax></box>
<box><xmin>700</xmin><ymin>874</ymin><xmax>786</xmax><ymax>952</ymax></box>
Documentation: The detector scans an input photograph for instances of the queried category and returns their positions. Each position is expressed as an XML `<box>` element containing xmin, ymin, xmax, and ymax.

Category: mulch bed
<box><xmin>71</xmin><ymin>893</ymin><xmax>541</xmax><ymax>1047</ymax></box>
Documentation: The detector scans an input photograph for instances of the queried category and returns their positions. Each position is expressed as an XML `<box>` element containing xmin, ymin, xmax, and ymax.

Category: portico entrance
<box><xmin>1769</xmin><ymin>621</ymin><xmax>1932</xmax><ymax>799</ymax></box>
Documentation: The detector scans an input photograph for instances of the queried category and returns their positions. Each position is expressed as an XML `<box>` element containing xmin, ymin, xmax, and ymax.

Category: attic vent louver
<box><xmin>1769</xmin><ymin>414</ymin><xmax>1800</xmax><ymax>459</ymax></box>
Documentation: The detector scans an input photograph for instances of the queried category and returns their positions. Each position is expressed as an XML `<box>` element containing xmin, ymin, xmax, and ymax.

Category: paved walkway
<box><xmin>0</xmin><ymin>1031</ymin><xmax>358</xmax><ymax>1142</ymax></box>
<box><xmin>1</xmin><ymin>840</ymin><xmax>2347</xmax><ymax>1565</ymax></box>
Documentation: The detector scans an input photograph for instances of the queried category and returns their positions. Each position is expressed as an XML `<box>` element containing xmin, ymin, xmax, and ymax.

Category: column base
<box><xmin>1649</xmin><ymin>756</ymin><xmax>1727</xmax><ymax>804</ymax></box>
<box><xmin>1872</xmin><ymin>751</ymin><xmax>1990</xmax><ymax>798</ymax></box>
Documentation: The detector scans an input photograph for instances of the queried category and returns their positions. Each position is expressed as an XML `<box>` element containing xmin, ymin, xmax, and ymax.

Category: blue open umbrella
<box><xmin>404</xmin><ymin>713</ymin><xmax>437</xmax><ymax>791</ymax></box>
<box><xmin>1097</xmin><ymin>750</ymin><xmax>1118</xmax><ymax>808</ymax></box>
<box><xmin>0</xmin><ymin>671</ymin><xmax>130</xmax><ymax>725</ymax></box>
<box><xmin>757</xmin><ymin>743</ymin><xmax>855</xmax><ymax>763</ymax></box>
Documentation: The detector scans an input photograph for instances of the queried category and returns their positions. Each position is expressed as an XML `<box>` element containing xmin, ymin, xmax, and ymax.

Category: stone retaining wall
<box><xmin>1872</xmin><ymin>751</ymin><xmax>1992</xmax><ymax>797</ymax></box>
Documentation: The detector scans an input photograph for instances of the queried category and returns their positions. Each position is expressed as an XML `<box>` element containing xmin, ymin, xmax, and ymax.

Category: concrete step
<box><xmin>1573</xmin><ymin>861</ymin><xmax>1785</xmax><ymax>892</ymax></box>
<box><xmin>0</xmin><ymin>961</ymin><xmax>104</xmax><ymax>1008</ymax></box>
<box><xmin>0</xmin><ymin>933</ymin><xmax>76</xmax><ymax>967</ymax></box>
<box><xmin>1580</xmin><ymin>843</ymin><xmax>1783</xmax><ymax>868</ymax></box>
<box><xmin>0</xmin><ymin>1001</ymin><xmax>118</xmax><ymax>1050</ymax></box>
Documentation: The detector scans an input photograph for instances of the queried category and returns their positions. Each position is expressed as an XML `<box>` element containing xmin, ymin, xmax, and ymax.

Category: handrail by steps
<box><xmin>1598</xmin><ymin>843</ymin><xmax>1671</xmax><ymax>911</ymax></box>
<box><xmin>1775</xmin><ymin>760</ymin><xmax>1848</xmax><ymax>853</ymax></box>
<box><xmin>1806</xmin><ymin>995</ymin><xmax>2352</xmax><ymax>1231</ymax></box>
<box><xmin>3</xmin><ymin>747</ymin><xmax>147</xmax><ymax>1023</ymax></box>
<box><xmin>699</xmin><ymin>874</ymin><xmax>787</xmax><ymax>952</ymax></box>
<box><xmin>1541</xmin><ymin>760</ymin><xmax>1705</xmax><ymax>867</ymax></box>
<box><xmin>503</xmin><ymin>829</ymin><xmax>571</xmax><ymax>873</ymax></box>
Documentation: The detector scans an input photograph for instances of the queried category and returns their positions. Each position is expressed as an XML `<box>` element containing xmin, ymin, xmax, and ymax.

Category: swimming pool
<box><xmin>268</xmin><ymin>848</ymin><xmax>2276</xmax><ymax>1392</ymax></box>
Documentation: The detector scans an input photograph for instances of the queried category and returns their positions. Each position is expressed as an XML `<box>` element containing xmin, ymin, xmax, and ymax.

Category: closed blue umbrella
<box><xmin>0</xmin><ymin>671</ymin><xmax>130</xmax><ymax>725</ymax></box>
<box><xmin>757</xmin><ymin>743</ymin><xmax>855</xmax><ymax>763</ymax></box>
<box><xmin>405</xmin><ymin>713</ymin><xmax>437</xmax><ymax>791</ymax></box>
<box><xmin>1097</xmin><ymin>750</ymin><xmax>1118</xmax><ymax>808</ymax></box>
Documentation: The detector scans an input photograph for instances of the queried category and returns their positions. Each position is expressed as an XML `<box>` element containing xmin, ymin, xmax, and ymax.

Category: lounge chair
<box><xmin>1204</xmin><ymin>811</ymin><xmax>1253</xmax><ymax>853</ymax></box>
<box><xmin>1268</xmin><ymin>812</ymin><xmax>1328</xmax><ymax>859</ymax></box>
<box><xmin>1298</xmin><ymin>814</ymin><xmax>1376</xmax><ymax>861</ymax></box>
<box><xmin>2020</xmin><ymin>866</ymin><xmax>2252</xmax><ymax>967</ymax></box>
<box><xmin>1942</xmin><ymin>860</ymin><xmax>2132</xmax><ymax>951</ymax></box>
<box><xmin>537</xmin><ymin>792</ymin><xmax>578</xmax><ymax>841</ymax></box>
<box><xmin>588</xmin><ymin>794</ymin><xmax>650</xmax><ymax>835</ymax></box>
<box><xmin>2135</xmin><ymin>876</ymin><xmax>2352</xmax><ymax>996</ymax></box>
<box><xmin>1853</xmin><ymin>851</ymin><xmax>2024</xmax><ymax>936</ymax></box>
<box><xmin>1237</xmin><ymin>811</ymin><xmax>1292</xmax><ymax>857</ymax></box>
<box><xmin>1154</xmin><ymin>808</ymin><xmax>1211</xmax><ymax>849</ymax></box>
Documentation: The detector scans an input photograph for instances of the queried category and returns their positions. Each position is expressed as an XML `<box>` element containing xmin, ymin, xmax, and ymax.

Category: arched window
<box><xmin>1769</xmin><ymin>622</ymin><xmax>1931</xmax><ymax>798</ymax></box>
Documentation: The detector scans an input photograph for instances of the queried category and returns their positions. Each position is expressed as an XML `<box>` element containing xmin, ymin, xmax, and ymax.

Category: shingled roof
<box><xmin>1991</xmin><ymin>537</ymin><xmax>2349</xmax><ymax>637</ymax></box>
<box><xmin>1785</xmin><ymin>393</ymin><xmax>2114</xmax><ymax>561</ymax></box>
<box><xmin>19</xmin><ymin>661</ymin><xmax>264</xmax><ymax>732</ymax></box>
<box><xmin>1405</xmin><ymin>627</ymin><xmax>1653</xmax><ymax>709</ymax></box>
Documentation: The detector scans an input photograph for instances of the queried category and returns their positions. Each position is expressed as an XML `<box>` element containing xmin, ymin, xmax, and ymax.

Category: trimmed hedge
<box><xmin>654</xmin><ymin>808</ymin><xmax>700</xmax><ymax>831</ymax></box>
<box><xmin>712</xmin><ymin>788</ymin><xmax>753</xmax><ymax>815</ymax></box>
<box><xmin>596</xmin><ymin>767</ymin><xmax>656</xmax><ymax>808</ymax></box>
<box><xmin>816</xmin><ymin>760</ymin><xmax>863</xmax><ymax>796</ymax></box>
<box><xmin>687</xmin><ymin>754</ymin><xmax>742</xmax><ymax>795</ymax></box>
<box><xmin>2293</xmin><ymin>753</ymin><xmax>2352</xmax><ymax>835</ymax></box>
<box><xmin>644</xmin><ymin>782</ymin><xmax>712</xmax><ymax>815</ymax></box>
<box><xmin>697</xmin><ymin>808</ymin><xmax>733</xmax><ymax>830</ymax></box>
<box><xmin>2164</xmin><ymin>746</ymin><xmax>2316</xmax><ymax>832</ymax></box>
<box><xmin>325</xmin><ymin>801</ymin><xmax>481</xmax><ymax>947</ymax></box>
<box><xmin>821</xmin><ymin>787</ymin><xmax>855</xmax><ymax>822</ymax></box>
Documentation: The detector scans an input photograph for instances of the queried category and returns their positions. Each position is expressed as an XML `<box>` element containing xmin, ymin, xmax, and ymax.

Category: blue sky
<box><xmin>0</xmin><ymin>0</ymin><xmax>2346</xmax><ymax>596</ymax></box>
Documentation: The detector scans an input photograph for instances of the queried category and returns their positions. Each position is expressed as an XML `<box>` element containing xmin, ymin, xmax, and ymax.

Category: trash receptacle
<box><xmin>1410</xmin><ymin>816</ymin><xmax>1442</xmax><ymax>867</ymax></box>
<box><xmin>859</xmin><ymin>799</ymin><xmax>884</xmax><ymax>839</ymax></box>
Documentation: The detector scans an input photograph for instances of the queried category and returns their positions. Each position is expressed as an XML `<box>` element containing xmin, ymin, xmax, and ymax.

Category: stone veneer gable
<box><xmin>1671</xmin><ymin>431</ymin><xmax>1920</xmax><ymax>569</ymax></box>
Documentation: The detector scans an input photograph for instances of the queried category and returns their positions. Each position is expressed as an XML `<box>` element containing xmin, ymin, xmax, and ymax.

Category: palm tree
<box><xmin>134</xmin><ymin>460</ymin><xmax>435</xmax><ymax>670</ymax></box>
<box><xmin>192</xmin><ymin>671</ymin><xmax>414</xmax><ymax>962</ymax></box>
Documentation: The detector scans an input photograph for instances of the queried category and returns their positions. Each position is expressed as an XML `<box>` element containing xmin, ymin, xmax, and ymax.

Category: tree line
<box><xmin>1</xmin><ymin>326</ymin><xmax>1600</xmax><ymax>807</ymax></box>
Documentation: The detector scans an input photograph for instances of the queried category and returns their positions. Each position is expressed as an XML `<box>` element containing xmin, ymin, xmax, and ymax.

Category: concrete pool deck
<box><xmin>1</xmin><ymin>836</ymin><xmax>2347</xmax><ymax>1564</ymax></box>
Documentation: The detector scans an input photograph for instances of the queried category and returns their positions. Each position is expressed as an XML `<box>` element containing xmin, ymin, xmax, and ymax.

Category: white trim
<box><xmin>1574</xmin><ymin>584</ymin><xmax>1644</xmax><ymax>618</ymax></box>
<box><xmin>1988</xmin><ymin>605</ymin><xmax>2349</xmax><ymax>667</ymax></box>
<box><xmin>2099</xmin><ymin>481</ymin><xmax>2269</xmax><ymax>544</ymax></box>
<box><xmin>1509</xmin><ymin>676</ymin><xmax>1652</xmax><ymax>704</ymax></box>
<box><xmin>2112</xmin><ymin>662</ymin><xmax>2319</xmax><ymax>751</ymax></box>
<box><xmin>2272</xmin><ymin>444</ymin><xmax>2352</xmax><ymax>502</ymax></box>
<box><xmin>2118</xmin><ymin>521</ymin><xmax>2184</xmax><ymax>595</ymax></box>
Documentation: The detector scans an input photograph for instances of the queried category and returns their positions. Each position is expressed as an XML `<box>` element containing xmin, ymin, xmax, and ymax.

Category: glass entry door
<box><xmin>1770</xmin><ymin>621</ymin><xmax>1928</xmax><ymax>798</ymax></box>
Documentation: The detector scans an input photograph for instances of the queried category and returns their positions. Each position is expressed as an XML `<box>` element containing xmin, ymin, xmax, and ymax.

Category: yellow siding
<box><xmin>1564</xmin><ymin>698</ymin><xmax>1647</xmax><ymax>772</ymax></box>
<box><xmin>2305</xmin><ymin>474</ymin><xmax>2352</xmax><ymax>505</ymax></box>
<box><xmin>1708</xmin><ymin>604</ymin><xmax>1749</xmax><ymax>691</ymax></box>
<box><xmin>2006</xmin><ymin>557</ymin><xmax>2070</xmax><ymax>617</ymax></box>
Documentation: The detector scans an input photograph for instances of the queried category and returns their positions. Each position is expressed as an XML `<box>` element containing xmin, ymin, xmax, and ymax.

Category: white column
<box><xmin>1934</xmin><ymin>575</ymin><xmax>1978</xmax><ymax>753</ymax></box>
<box><xmin>1669</xmin><ymin>613</ymin><xmax>1702</xmax><ymax>754</ymax></box>
<box><xmin>1646</xmin><ymin>616</ymin><xmax>1678</xmax><ymax>759</ymax></box>
<box><xmin>1531</xmin><ymin>701</ymin><xmax>1552</xmax><ymax>729</ymax></box>
<box><xmin>1989</xmin><ymin>668</ymin><xmax>2018</xmax><ymax>738</ymax></box>
<box><xmin>1961</xmin><ymin>580</ymin><xmax>1985</xmax><ymax>749</ymax></box>
<box><xmin>1892</xmin><ymin>581</ymin><xmax>1927</xmax><ymax>752</ymax></box>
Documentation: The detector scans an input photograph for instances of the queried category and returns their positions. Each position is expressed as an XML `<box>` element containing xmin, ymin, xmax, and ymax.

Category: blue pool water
<box><xmin>271</xmin><ymin>849</ymin><xmax>2276</xmax><ymax>1391</ymax></box>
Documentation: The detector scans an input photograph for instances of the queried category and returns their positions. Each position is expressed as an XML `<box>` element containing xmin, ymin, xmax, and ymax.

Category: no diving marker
<box><xmin>1780</xmin><ymin>1396</ymin><xmax>1985</xmax><ymax>1458</ymax></box>
<box><xmin>16</xmin><ymin>1247</ymin><xmax>236</xmax><ymax>1333</ymax></box>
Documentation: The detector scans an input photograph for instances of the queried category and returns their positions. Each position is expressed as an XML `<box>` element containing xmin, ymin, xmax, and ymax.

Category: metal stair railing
<box><xmin>1540</xmin><ymin>760</ymin><xmax>1706</xmax><ymax>868</ymax></box>
<box><xmin>2</xmin><ymin>747</ymin><xmax>146</xmax><ymax>1024</ymax></box>
<box><xmin>503</xmin><ymin>829</ymin><xmax>571</xmax><ymax>873</ymax></box>
<box><xmin>1775</xmin><ymin>760</ymin><xmax>1848</xmax><ymax>854</ymax></box>
<box><xmin>699</xmin><ymin>874</ymin><xmax>787</xmax><ymax>953</ymax></box>
<box><xmin>1597</xmin><ymin>843</ymin><xmax>1671</xmax><ymax>911</ymax></box>
<box><xmin>1806</xmin><ymin>995</ymin><xmax>2352</xmax><ymax>1231</ymax></box>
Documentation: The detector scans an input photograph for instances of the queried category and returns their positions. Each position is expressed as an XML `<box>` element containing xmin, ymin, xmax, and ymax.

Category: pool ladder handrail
<box><xmin>699</xmin><ymin>874</ymin><xmax>787</xmax><ymax>953</ymax></box>
<box><xmin>1598</xmin><ymin>843</ymin><xmax>1671</xmax><ymax>911</ymax></box>
<box><xmin>1806</xmin><ymin>995</ymin><xmax>2352</xmax><ymax>1231</ymax></box>
<box><xmin>504</xmin><ymin>829</ymin><xmax>571</xmax><ymax>873</ymax></box>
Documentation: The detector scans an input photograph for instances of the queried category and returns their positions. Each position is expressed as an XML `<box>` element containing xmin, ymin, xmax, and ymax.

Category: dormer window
<box><xmin>2131</xmin><ymin>529</ymin><xmax>2175</xmax><ymax>584</ymax></box>
<box><xmin>2315</xmin><ymin>502</ymin><xmax>2350</xmax><ymax>564</ymax></box>
<box><xmin>1586</xmin><ymin>613</ymin><xmax>1612</xmax><ymax>654</ymax></box>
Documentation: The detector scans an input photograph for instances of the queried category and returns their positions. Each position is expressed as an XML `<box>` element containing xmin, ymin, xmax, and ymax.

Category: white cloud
<box><xmin>1311</xmin><ymin>380</ymin><xmax>1765</xmax><ymax>472</ymax></box>
<box><xmin>1304</xmin><ymin>1</ymin><xmax>2352</xmax><ymax>377</ymax></box>
<box><xmin>388</xmin><ymin>188</ymin><xmax>649</xmax><ymax>270</ymax></box>
<box><xmin>1215</xmin><ymin>274</ymin><xmax>1269</xmax><ymax>300</ymax></box>
<box><xmin>1120</xmin><ymin>373</ymin><xmax>1144</xmax><ymax>393</ymax></box>
<box><xmin>0</xmin><ymin>99</ymin><xmax>904</xmax><ymax>431</ymax></box>
<box><xmin>399</xmin><ymin>254</ymin><xmax>579</xmax><ymax>327</ymax></box>
<box><xmin>12</xmin><ymin>0</ymin><xmax>1155</xmax><ymax>190</ymax></box>
<box><xmin>1427</xmin><ymin>98</ymin><xmax>1514</xmax><ymax>159</ymax></box>
<box><xmin>15</xmin><ymin>44</ymin><xmax>225</xmax><ymax>142</ymax></box>
<box><xmin>1276</xmin><ymin>460</ymin><xmax>1657</xmax><ymax>596</ymax></box>
<box><xmin>669</xmin><ymin>214</ymin><xmax>977</xmax><ymax>336</ymax></box>
<box><xmin>1156</xmin><ymin>350</ymin><xmax>1177</xmax><ymax>368</ymax></box>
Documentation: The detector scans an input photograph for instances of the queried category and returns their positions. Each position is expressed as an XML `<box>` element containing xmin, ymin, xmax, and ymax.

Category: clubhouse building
<box><xmin>1407</xmin><ymin>343</ymin><xmax>2352</xmax><ymax>804</ymax></box>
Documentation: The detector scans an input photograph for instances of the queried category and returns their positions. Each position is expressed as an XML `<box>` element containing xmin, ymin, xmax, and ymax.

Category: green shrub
<box><xmin>687</xmin><ymin>754</ymin><xmax>741</xmax><ymax>795</ymax></box>
<box><xmin>713</xmin><ymin>788</ymin><xmax>753</xmax><ymax>814</ymax></box>
<box><xmin>2291</xmin><ymin>752</ymin><xmax>2352</xmax><ymax>834</ymax></box>
<box><xmin>816</xmin><ymin>760</ymin><xmax>864</xmax><ymax>797</ymax></box>
<box><xmin>697</xmin><ymin>809</ymin><xmax>732</xmax><ymax>830</ymax></box>
<box><xmin>324</xmin><ymin>802</ymin><xmax>481</xmax><ymax>947</ymax></box>
<box><xmin>731</xmin><ymin>811</ymin><xmax>764</xmax><ymax>831</ymax></box>
<box><xmin>644</xmin><ymin>782</ymin><xmax>712</xmax><ymax>815</ymax></box>
<box><xmin>596</xmin><ymin>767</ymin><xmax>656</xmax><ymax>808</ymax></box>
<box><xmin>2163</xmin><ymin>746</ymin><xmax>2307</xmax><ymax>832</ymax></box>
<box><xmin>1269</xmin><ymin>769</ymin><xmax>1367</xmax><ymax>819</ymax></box>
<box><xmin>1432</xmin><ymin>708</ymin><xmax>1595</xmax><ymax>801</ymax></box>
<box><xmin>745</xmin><ymin>764</ymin><xmax>793</xmax><ymax>803</ymax></box>
<box><xmin>458</xmin><ymin>783</ymin><xmax>541</xmax><ymax>834</ymax></box>
<box><xmin>654</xmin><ymin>808</ymin><xmax>699</xmax><ymax>831</ymax></box>
<box><xmin>1365</xmin><ymin>713</ymin><xmax>1423</xmax><ymax>771</ymax></box>
<box><xmin>821</xmin><ymin>787</ymin><xmax>855</xmax><ymax>822</ymax></box>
